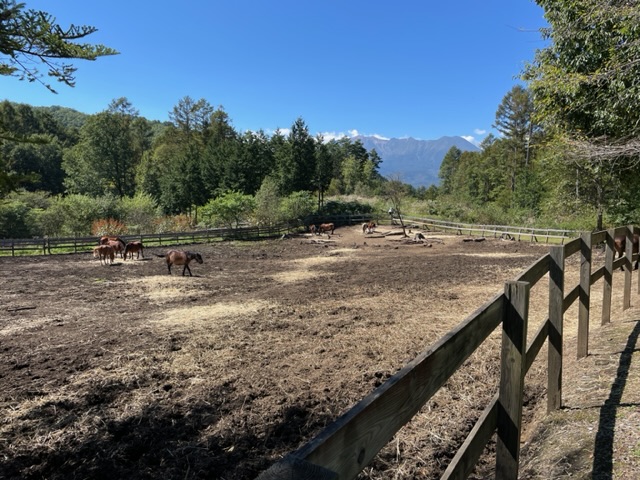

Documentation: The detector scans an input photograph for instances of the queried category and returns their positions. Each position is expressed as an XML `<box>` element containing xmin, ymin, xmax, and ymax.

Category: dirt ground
<box><xmin>0</xmin><ymin>224</ymin><xmax>576</xmax><ymax>479</ymax></box>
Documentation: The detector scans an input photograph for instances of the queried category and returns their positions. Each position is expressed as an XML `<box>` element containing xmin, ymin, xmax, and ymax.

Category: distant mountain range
<box><xmin>353</xmin><ymin>135</ymin><xmax>480</xmax><ymax>187</ymax></box>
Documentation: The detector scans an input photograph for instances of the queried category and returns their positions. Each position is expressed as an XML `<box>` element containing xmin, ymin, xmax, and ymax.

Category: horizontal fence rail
<box><xmin>402</xmin><ymin>215</ymin><xmax>581</xmax><ymax>244</ymax></box>
<box><xmin>258</xmin><ymin>224</ymin><xmax>640</xmax><ymax>479</ymax></box>
<box><xmin>0</xmin><ymin>214</ymin><xmax>377</xmax><ymax>257</ymax></box>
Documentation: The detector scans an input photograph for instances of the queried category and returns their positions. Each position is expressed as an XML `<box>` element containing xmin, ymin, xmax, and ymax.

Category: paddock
<box><xmin>0</xmin><ymin>225</ymin><xmax>621</xmax><ymax>479</ymax></box>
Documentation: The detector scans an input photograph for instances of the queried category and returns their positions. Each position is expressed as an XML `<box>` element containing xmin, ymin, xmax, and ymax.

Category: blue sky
<box><xmin>1</xmin><ymin>1</ymin><xmax>547</xmax><ymax>145</ymax></box>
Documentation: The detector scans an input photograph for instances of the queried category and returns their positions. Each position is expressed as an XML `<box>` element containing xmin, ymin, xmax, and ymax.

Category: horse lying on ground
<box><xmin>362</xmin><ymin>221</ymin><xmax>376</xmax><ymax>234</ymax></box>
<box><xmin>100</xmin><ymin>236</ymin><xmax>126</xmax><ymax>258</ymax></box>
<box><xmin>614</xmin><ymin>233</ymin><xmax>639</xmax><ymax>271</ymax></box>
<box><xmin>93</xmin><ymin>245</ymin><xmax>115</xmax><ymax>265</ymax></box>
<box><xmin>124</xmin><ymin>241</ymin><xmax>144</xmax><ymax>260</ymax></box>
<box><xmin>155</xmin><ymin>250</ymin><xmax>204</xmax><ymax>276</ymax></box>
<box><xmin>317</xmin><ymin>223</ymin><xmax>335</xmax><ymax>235</ymax></box>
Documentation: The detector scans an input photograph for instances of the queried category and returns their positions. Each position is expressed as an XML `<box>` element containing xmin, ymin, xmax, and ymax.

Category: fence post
<box><xmin>602</xmin><ymin>228</ymin><xmax>615</xmax><ymax>325</ymax></box>
<box><xmin>496</xmin><ymin>281</ymin><xmax>529</xmax><ymax>480</ymax></box>
<box><xmin>548</xmin><ymin>246</ymin><xmax>565</xmax><ymax>412</ymax></box>
<box><xmin>577</xmin><ymin>233</ymin><xmax>592</xmax><ymax>359</ymax></box>
<box><xmin>624</xmin><ymin>225</ymin><xmax>633</xmax><ymax>310</ymax></box>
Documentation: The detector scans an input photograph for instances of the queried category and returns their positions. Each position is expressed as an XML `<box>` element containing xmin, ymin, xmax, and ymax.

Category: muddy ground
<box><xmin>1</xmin><ymin>225</ymin><xmax>561</xmax><ymax>479</ymax></box>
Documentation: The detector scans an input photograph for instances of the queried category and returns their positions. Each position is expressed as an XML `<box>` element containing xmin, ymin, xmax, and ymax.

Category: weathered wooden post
<box><xmin>624</xmin><ymin>225</ymin><xmax>633</xmax><ymax>310</ymax></box>
<box><xmin>602</xmin><ymin>228</ymin><xmax>615</xmax><ymax>325</ymax></box>
<box><xmin>577</xmin><ymin>232</ymin><xmax>592</xmax><ymax>359</ymax></box>
<box><xmin>548</xmin><ymin>245</ymin><xmax>564</xmax><ymax>412</ymax></box>
<box><xmin>496</xmin><ymin>281</ymin><xmax>530</xmax><ymax>480</ymax></box>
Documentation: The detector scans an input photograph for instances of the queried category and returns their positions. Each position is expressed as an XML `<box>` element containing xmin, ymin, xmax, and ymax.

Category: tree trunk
<box><xmin>596</xmin><ymin>182</ymin><xmax>604</xmax><ymax>231</ymax></box>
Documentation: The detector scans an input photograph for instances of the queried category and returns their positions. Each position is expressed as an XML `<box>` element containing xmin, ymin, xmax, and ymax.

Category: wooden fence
<box><xmin>0</xmin><ymin>214</ymin><xmax>375</xmax><ymax>257</ymax></box>
<box><xmin>402</xmin><ymin>215</ymin><xmax>580</xmax><ymax>244</ymax></box>
<box><xmin>257</xmin><ymin>225</ymin><xmax>637</xmax><ymax>479</ymax></box>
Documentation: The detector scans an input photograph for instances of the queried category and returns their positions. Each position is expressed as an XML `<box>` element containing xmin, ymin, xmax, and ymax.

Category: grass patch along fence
<box><xmin>257</xmin><ymin>225</ymin><xmax>637</xmax><ymax>479</ymax></box>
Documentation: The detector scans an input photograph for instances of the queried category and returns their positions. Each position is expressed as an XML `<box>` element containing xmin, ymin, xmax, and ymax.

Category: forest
<box><xmin>2</xmin><ymin>0</ymin><xmax>640</xmax><ymax>239</ymax></box>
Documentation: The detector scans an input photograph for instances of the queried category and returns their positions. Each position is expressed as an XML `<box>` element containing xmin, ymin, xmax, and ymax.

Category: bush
<box><xmin>120</xmin><ymin>193</ymin><xmax>160</xmax><ymax>234</ymax></box>
<box><xmin>0</xmin><ymin>200</ymin><xmax>35</xmax><ymax>238</ymax></box>
<box><xmin>201</xmin><ymin>192</ymin><xmax>255</xmax><ymax>229</ymax></box>
<box><xmin>153</xmin><ymin>215</ymin><xmax>193</xmax><ymax>233</ymax></box>
<box><xmin>319</xmin><ymin>199</ymin><xmax>374</xmax><ymax>216</ymax></box>
<box><xmin>280</xmin><ymin>191</ymin><xmax>315</xmax><ymax>222</ymax></box>
<box><xmin>91</xmin><ymin>218</ymin><xmax>128</xmax><ymax>237</ymax></box>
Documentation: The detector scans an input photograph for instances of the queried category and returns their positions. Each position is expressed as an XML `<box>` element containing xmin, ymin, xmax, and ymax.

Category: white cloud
<box><xmin>316</xmin><ymin>129</ymin><xmax>390</xmax><ymax>143</ymax></box>
<box><xmin>462</xmin><ymin>135</ymin><xmax>476</xmax><ymax>144</ymax></box>
<box><xmin>474</xmin><ymin>128</ymin><xmax>487</xmax><ymax>135</ymax></box>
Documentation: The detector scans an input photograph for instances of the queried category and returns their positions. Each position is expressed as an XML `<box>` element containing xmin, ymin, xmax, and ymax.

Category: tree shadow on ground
<box><xmin>592</xmin><ymin>319</ymin><xmax>640</xmax><ymax>479</ymax></box>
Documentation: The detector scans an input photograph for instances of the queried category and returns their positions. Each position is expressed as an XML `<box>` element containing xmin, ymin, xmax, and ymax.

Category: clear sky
<box><xmin>1</xmin><ymin>1</ymin><xmax>547</xmax><ymax>146</ymax></box>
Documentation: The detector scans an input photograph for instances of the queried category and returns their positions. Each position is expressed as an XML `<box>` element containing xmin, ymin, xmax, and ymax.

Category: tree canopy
<box><xmin>0</xmin><ymin>0</ymin><xmax>118</xmax><ymax>93</ymax></box>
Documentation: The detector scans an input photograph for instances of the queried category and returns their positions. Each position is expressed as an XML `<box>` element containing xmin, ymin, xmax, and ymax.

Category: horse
<box><xmin>362</xmin><ymin>221</ymin><xmax>376</xmax><ymax>234</ymax></box>
<box><xmin>155</xmin><ymin>250</ymin><xmax>204</xmax><ymax>276</ymax></box>
<box><xmin>614</xmin><ymin>233</ymin><xmax>640</xmax><ymax>271</ymax></box>
<box><xmin>309</xmin><ymin>224</ymin><xmax>318</xmax><ymax>235</ymax></box>
<box><xmin>317</xmin><ymin>223</ymin><xmax>335</xmax><ymax>235</ymax></box>
<box><xmin>93</xmin><ymin>244</ymin><xmax>115</xmax><ymax>265</ymax></box>
<box><xmin>124</xmin><ymin>241</ymin><xmax>144</xmax><ymax>260</ymax></box>
<box><xmin>100</xmin><ymin>236</ymin><xmax>126</xmax><ymax>258</ymax></box>
<box><xmin>107</xmin><ymin>240</ymin><xmax>125</xmax><ymax>259</ymax></box>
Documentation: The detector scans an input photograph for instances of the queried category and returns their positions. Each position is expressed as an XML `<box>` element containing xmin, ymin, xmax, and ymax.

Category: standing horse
<box><xmin>100</xmin><ymin>236</ymin><xmax>126</xmax><ymax>258</ymax></box>
<box><xmin>124</xmin><ymin>241</ymin><xmax>144</xmax><ymax>260</ymax></box>
<box><xmin>93</xmin><ymin>245</ymin><xmax>115</xmax><ymax>265</ymax></box>
<box><xmin>155</xmin><ymin>250</ymin><xmax>204</xmax><ymax>276</ymax></box>
<box><xmin>317</xmin><ymin>223</ymin><xmax>335</xmax><ymax>235</ymax></box>
<box><xmin>107</xmin><ymin>240</ymin><xmax>125</xmax><ymax>259</ymax></box>
<box><xmin>614</xmin><ymin>233</ymin><xmax>640</xmax><ymax>271</ymax></box>
<box><xmin>362</xmin><ymin>221</ymin><xmax>376</xmax><ymax>234</ymax></box>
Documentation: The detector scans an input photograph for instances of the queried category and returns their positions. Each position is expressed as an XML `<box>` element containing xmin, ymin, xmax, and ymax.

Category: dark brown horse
<box><xmin>155</xmin><ymin>250</ymin><xmax>204</xmax><ymax>276</ymax></box>
<box><xmin>124</xmin><ymin>241</ymin><xmax>144</xmax><ymax>260</ymax></box>
<box><xmin>614</xmin><ymin>233</ymin><xmax>639</xmax><ymax>271</ymax></box>
<box><xmin>317</xmin><ymin>223</ymin><xmax>335</xmax><ymax>235</ymax></box>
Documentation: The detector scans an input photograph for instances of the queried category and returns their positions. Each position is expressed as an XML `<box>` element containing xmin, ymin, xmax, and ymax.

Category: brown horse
<box><xmin>100</xmin><ymin>236</ymin><xmax>126</xmax><ymax>258</ymax></box>
<box><xmin>93</xmin><ymin>244</ymin><xmax>115</xmax><ymax>265</ymax></box>
<box><xmin>155</xmin><ymin>250</ymin><xmax>204</xmax><ymax>276</ymax></box>
<box><xmin>362</xmin><ymin>221</ymin><xmax>376</xmax><ymax>234</ymax></box>
<box><xmin>309</xmin><ymin>224</ymin><xmax>318</xmax><ymax>235</ymax></box>
<box><xmin>614</xmin><ymin>233</ymin><xmax>639</xmax><ymax>271</ymax></box>
<box><xmin>124</xmin><ymin>241</ymin><xmax>144</xmax><ymax>260</ymax></box>
<box><xmin>317</xmin><ymin>223</ymin><xmax>335</xmax><ymax>235</ymax></box>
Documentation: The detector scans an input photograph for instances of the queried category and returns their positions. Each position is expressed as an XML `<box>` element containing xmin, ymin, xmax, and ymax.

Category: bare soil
<box><xmin>1</xmin><ymin>224</ymin><xmax>628</xmax><ymax>479</ymax></box>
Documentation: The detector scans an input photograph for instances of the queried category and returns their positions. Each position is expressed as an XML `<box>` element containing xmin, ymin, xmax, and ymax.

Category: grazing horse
<box><xmin>124</xmin><ymin>241</ymin><xmax>144</xmax><ymax>260</ymax></box>
<box><xmin>614</xmin><ymin>233</ymin><xmax>640</xmax><ymax>271</ymax></box>
<box><xmin>317</xmin><ymin>223</ymin><xmax>335</xmax><ymax>235</ymax></box>
<box><xmin>362</xmin><ymin>221</ymin><xmax>376</xmax><ymax>234</ymax></box>
<box><xmin>309</xmin><ymin>224</ymin><xmax>318</xmax><ymax>235</ymax></box>
<box><xmin>155</xmin><ymin>250</ymin><xmax>204</xmax><ymax>276</ymax></box>
<box><xmin>107</xmin><ymin>240</ymin><xmax>125</xmax><ymax>259</ymax></box>
<box><xmin>100</xmin><ymin>236</ymin><xmax>126</xmax><ymax>258</ymax></box>
<box><xmin>93</xmin><ymin>245</ymin><xmax>115</xmax><ymax>265</ymax></box>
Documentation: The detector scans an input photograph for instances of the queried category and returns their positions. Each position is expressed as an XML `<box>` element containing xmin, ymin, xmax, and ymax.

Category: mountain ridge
<box><xmin>352</xmin><ymin>134</ymin><xmax>480</xmax><ymax>187</ymax></box>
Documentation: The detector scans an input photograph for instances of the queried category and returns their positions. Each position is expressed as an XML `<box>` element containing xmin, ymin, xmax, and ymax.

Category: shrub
<box><xmin>201</xmin><ymin>192</ymin><xmax>255</xmax><ymax>229</ymax></box>
<box><xmin>91</xmin><ymin>218</ymin><xmax>128</xmax><ymax>237</ymax></box>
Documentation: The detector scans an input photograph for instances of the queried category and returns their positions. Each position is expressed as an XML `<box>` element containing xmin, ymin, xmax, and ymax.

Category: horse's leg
<box><xmin>183</xmin><ymin>264</ymin><xmax>192</xmax><ymax>276</ymax></box>
<box><xmin>167</xmin><ymin>262</ymin><xmax>172</xmax><ymax>275</ymax></box>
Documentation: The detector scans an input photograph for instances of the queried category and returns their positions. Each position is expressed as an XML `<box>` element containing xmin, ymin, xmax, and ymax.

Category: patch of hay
<box><xmin>270</xmin><ymin>253</ymin><xmax>355</xmax><ymax>283</ymax></box>
<box><xmin>152</xmin><ymin>300</ymin><xmax>271</xmax><ymax>326</ymax></box>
